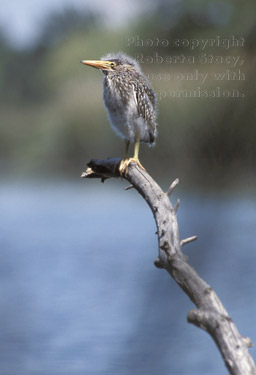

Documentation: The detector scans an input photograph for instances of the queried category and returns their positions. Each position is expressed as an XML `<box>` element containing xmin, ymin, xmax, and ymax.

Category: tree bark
<box><xmin>82</xmin><ymin>158</ymin><xmax>256</xmax><ymax>375</ymax></box>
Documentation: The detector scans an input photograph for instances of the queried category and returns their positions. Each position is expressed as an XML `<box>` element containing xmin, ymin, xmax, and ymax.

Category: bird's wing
<box><xmin>133</xmin><ymin>80</ymin><xmax>156</xmax><ymax>121</ymax></box>
<box><xmin>144</xmin><ymin>82</ymin><xmax>156</xmax><ymax>108</ymax></box>
<box><xmin>129</xmin><ymin>74</ymin><xmax>157</xmax><ymax>144</ymax></box>
<box><xmin>135</xmin><ymin>84</ymin><xmax>146</xmax><ymax>119</ymax></box>
<box><xmin>132</xmin><ymin>84</ymin><xmax>138</xmax><ymax>109</ymax></box>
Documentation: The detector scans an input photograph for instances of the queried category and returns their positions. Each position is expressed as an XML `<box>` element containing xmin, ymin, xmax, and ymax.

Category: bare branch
<box><xmin>166</xmin><ymin>178</ymin><xmax>179</xmax><ymax>196</ymax></box>
<box><xmin>180</xmin><ymin>236</ymin><xmax>198</xmax><ymax>247</ymax></box>
<box><xmin>124</xmin><ymin>184</ymin><xmax>134</xmax><ymax>191</ymax></box>
<box><xmin>82</xmin><ymin>158</ymin><xmax>256</xmax><ymax>375</ymax></box>
<box><xmin>174</xmin><ymin>198</ymin><xmax>180</xmax><ymax>213</ymax></box>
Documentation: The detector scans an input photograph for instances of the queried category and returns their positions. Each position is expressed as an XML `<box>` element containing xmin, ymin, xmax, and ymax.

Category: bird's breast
<box><xmin>104</xmin><ymin>75</ymin><xmax>133</xmax><ymax>103</ymax></box>
<box><xmin>102</xmin><ymin>73</ymin><xmax>157</xmax><ymax>143</ymax></box>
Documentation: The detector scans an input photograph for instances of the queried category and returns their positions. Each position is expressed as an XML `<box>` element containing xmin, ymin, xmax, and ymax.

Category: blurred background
<box><xmin>0</xmin><ymin>0</ymin><xmax>256</xmax><ymax>374</ymax></box>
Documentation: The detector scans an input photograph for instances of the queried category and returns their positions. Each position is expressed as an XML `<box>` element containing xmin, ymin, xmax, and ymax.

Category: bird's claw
<box><xmin>119</xmin><ymin>158</ymin><xmax>145</xmax><ymax>176</ymax></box>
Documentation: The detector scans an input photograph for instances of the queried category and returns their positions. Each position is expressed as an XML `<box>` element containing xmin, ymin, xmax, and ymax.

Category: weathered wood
<box><xmin>82</xmin><ymin>158</ymin><xmax>256</xmax><ymax>375</ymax></box>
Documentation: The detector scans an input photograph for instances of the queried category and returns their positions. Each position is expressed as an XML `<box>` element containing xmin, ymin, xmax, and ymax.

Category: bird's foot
<box><xmin>119</xmin><ymin>158</ymin><xmax>145</xmax><ymax>176</ymax></box>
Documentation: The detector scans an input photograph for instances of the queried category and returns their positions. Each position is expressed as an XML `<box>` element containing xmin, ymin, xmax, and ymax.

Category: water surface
<box><xmin>0</xmin><ymin>181</ymin><xmax>255</xmax><ymax>375</ymax></box>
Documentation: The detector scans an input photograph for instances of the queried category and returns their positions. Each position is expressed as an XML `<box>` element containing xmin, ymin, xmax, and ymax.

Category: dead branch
<box><xmin>82</xmin><ymin>158</ymin><xmax>256</xmax><ymax>375</ymax></box>
<box><xmin>180</xmin><ymin>235</ymin><xmax>198</xmax><ymax>247</ymax></box>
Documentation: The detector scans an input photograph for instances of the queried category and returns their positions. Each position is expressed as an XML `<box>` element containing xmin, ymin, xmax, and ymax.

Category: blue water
<box><xmin>0</xmin><ymin>181</ymin><xmax>256</xmax><ymax>375</ymax></box>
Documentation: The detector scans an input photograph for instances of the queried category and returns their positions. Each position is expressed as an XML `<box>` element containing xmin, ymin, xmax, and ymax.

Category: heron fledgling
<box><xmin>81</xmin><ymin>52</ymin><xmax>157</xmax><ymax>174</ymax></box>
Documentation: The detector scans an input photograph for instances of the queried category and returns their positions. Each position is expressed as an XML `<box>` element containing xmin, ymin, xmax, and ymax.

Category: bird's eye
<box><xmin>110</xmin><ymin>62</ymin><xmax>116</xmax><ymax>68</ymax></box>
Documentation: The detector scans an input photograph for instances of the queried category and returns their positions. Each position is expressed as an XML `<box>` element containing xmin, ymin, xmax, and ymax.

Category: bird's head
<box><xmin>81</xmin><ymin>52</ymin><xmax>141</xmax><ymax>75</ymax></box>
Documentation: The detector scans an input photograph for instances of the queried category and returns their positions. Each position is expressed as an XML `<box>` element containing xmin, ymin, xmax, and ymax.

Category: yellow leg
<box><xmin>119</xmin><ymin>136</ymin><xmax>145</xmax><ymax>175</ymax></box>
<box><xmin>125</xmin><ymin>139</ymin><xmax>130</xmax><ymax>159</ymax></box>
<box><xmin>133</xmin><ymin>138</ymin><xmax>140</xmax><ymax>161</ymax></box>
<box><xmin>131</xmin><ymin>138</ymin><xmax>145</xmax><ymax>170</ymax></box>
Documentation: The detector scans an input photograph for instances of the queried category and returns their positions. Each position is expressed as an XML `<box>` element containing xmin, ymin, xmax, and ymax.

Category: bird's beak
<box><xmin>81</xmin><ymin>60</ymin><xmax>113</xmax><ymax>70</ymax></box>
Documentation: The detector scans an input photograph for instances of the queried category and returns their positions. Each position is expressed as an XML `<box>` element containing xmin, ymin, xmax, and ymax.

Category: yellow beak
<box><xmin>80</xmin><ymin>60</ymin><xmax>113</xmax><ymax>70</ymax></box>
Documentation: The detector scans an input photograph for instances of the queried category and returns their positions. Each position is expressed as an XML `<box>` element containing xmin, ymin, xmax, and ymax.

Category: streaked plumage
<box><xmin>101</xmin><ymin>52</ymin><xmax>157</xmax><ymax>144</ymax></box>
<box><xmin>81</xmin><ymin>52</ymin><xmax>157</xmax><ymax>173</ymax></box>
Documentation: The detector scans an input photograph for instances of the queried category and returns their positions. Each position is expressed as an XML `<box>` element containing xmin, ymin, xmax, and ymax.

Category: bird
<box><xmin>81</xmin><ymin>52</ymin><xmax>157</xmax><ymax>174</ymax></box>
